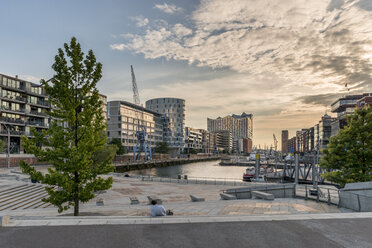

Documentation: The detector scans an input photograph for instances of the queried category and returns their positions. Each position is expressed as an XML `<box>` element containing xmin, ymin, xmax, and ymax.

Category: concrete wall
<box><xmin>225</xmin><ymin>184</ymin><xmax>295</xmax><ymax>199</ymax></box>
<box><xmin>339</xmin><ymin>182</ymin><xmax>372</xmax><ymax>212</ymax></box>
<box><xmin>0</xmin><ymin>154</ymin><xmax>48</xmax><ymax>167</ymax></box>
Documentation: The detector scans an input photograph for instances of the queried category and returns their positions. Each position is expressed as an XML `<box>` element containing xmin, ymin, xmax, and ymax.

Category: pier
<box><xmin>114</xmin><ymin>156</ymin><xmax>221</xmax><ymax>172</ymax></box>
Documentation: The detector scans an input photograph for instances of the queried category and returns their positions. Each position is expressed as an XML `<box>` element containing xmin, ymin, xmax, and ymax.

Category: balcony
<box><xmin>28</xmin><ymin>100</ymin><xmax>51</xmax><ymax>108</ymax></box>
<box><xmin>26</xmin><ymin>121</ymin><xmax>49</xmax><ymax>128</ymax></box>
<box><xmin>25</xmin><ymin>87</ymin><xmax>47</xmax><ymax>96</ymax></box>
<box><xmin>0</xmin><ymin>106</ymin><xmax>26</xmax><ymax>114</ymax></box>
<box><xmin>0</xmin><ymin>95</ymin><xmax>27</xmax><ymax>104</ymax></box>
<box><xmin>331</xmin><ymin>99</ymin><xmax>359</xmax><ymax>113</ymax></box>
<box><xmin>0</xmin><ymin>117</ymin><xmax>25</xmax><ymax>125</ymax></box>
<box><xmin>27</xmin><ymin>110</ymin><xmax>49</xmax><ymax>117</ymax></box>
<box><xmin>0</xmin><ymin>82</ymin><xmax>26</xmax><ymax>93</ymax></box>
<box><xmin>0</xmin><ymin>130</ymin><xmax>24</xmax><ymax>136</ymax></box>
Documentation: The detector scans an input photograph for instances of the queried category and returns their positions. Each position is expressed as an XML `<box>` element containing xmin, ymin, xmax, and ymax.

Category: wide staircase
<box><xmin>0</xmin><ymin>184</ymin><xmax>52</xmax><ymax>211</ymax></box>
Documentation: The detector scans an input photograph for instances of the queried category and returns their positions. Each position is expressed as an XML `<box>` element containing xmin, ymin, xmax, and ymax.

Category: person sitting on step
<box><xmin>150</xmin><ymin>200</ymin><xmax>173</xmax><ymax>217</ymax></box>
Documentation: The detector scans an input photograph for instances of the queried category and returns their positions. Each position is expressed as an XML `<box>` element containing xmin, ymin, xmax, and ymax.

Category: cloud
<box><xmin>19</xmin><ymin>75</ymin><xmax>42</xmax><ymax>83</ymax></box>
<box><xmin>109</xmin><ymin>0</ymin><xmax>372</xmax><ymax>146</ymax></box>
<box><xmin>130</xmin><ymin>16</ymin><xmax>149</xmax><ymax>27</ymax></box>
<box><xmin>115</xmin><ymin>0</ymin><xmax>372</xmax><ymax>92</ymax></box>
<box><xmin>297</xmin><ymin>92</ymin><xmax>346</xmax><ymax>106</ymax></box>
<box><xmin>110</xmin><ymin>44</ymin><xmax>125</xmax><ymax>51</ymax></box>
<box><xmin>154</xmin><ymin>3</ymin><xmax>183</xmax><ymax>14</ymax></box>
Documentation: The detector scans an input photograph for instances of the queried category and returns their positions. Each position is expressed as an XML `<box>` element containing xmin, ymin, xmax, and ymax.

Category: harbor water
<box><xmin>129</xmin><ymin>160</ymin><xmax>247</xmax><ymax>180</ymax></box>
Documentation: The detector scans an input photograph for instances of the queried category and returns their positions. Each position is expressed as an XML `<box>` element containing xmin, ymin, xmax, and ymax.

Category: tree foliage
<box><xmin>109</xmin><ymin>138</ymin><xmax>126</xmax><ymax>155</ymax></box>
<box><xmin>0</xmin><ymin>139</ymin><xmax>5</xmax><ymax>153</ymax></box>
<box><xmin>155</xmin><ymin>142</ymin><xmax>169</xmax><ymax>154</ymax></box>
<box><xmin>320</xmin><ymin>107</ymin><xmax>372</xmax><ymax>187</ymax></box>
<box><xmin>20</xmin><ymin>37</ymin><xmax>114</xmax><ymax>216</ymax></box>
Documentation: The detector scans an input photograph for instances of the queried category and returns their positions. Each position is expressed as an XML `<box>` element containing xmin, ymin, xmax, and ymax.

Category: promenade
<box><xmin>1</xmin><ymin>168</ymin><xmax>346</xmax><ymax>218</ymax></box>
<box><xmin>2</xmin><ymin>168</ymin><xmax>371</xmax><ymax>248</ymax></box>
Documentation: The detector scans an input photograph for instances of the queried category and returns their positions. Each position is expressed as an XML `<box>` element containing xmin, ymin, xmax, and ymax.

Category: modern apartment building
<box><xmin>317</xmin><ymin>114</ymin><xmax>335</xmax><ymax>150</ymax></box>
<box><xmin>330</xmin><ymin>93</ymin><xmax>371</xmax><ymax>136</ymax></box>
<box><xmin>281</xmin><ymin>130</ymin><xmax>288</xmax><ymax>153</ymax></box>
<box><xmin>184</xmin><ymin>127</ymin><xmax>203</xmax><ymax>153</ymax></box>
<box><xmin>107</xmin><ymin>100</ymin><xmax>164</xmax><ymax>152</ymax></box>
<box><xmin>145</xmin><ymin>98</ymin><xmax>185</xmax><ymax>156</ymax></box>
<box><xmin>0</xmin><ymin>73</ymin><xmax>51</xmax><ymax>153</ymax></box>
<box><xmin>199</xmin><ymin>129</ymin><xmax>212</xmax><ymax>154</ymax></box>
<box><xmin>287</xmin><ymin>136</ymin><xmax>297</xmax><ymax>154</ymax></box>
<box><xmin>357</xmin><ymin>94</ymin><xmax>372</xmax><ymax>109</ymax></box>
<box><xmin>207</xmin><ymin>112</ymin><xmax>253</xmax><ymax>140</ymax></box>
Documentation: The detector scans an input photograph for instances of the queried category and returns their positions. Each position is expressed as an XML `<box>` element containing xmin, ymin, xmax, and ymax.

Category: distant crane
<box><xmin>131</xmin><ymin>65</ymin><xmax>140</xmax><ymax>105</ymax></box>
<box><xmin>273</xmin><ymin>134</ymin><xmax>278</xmax><ymax>152</ymax></box>
<box><xmin>131</xmin><ymin>65</ymin><xmax>152</xmax><ymax>161</ymax></box>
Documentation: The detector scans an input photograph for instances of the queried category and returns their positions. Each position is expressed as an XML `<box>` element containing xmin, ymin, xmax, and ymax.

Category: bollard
<box><xmin>305</xmin><ymin>185</ymin><xmax>308</xmax><ymax>199</ymax></box>
<box><xmin>316</xmin><ymin>187</ymin><xmax>319</xmax><ymax>202</ymax></box>
<box><xmin>327</xmin><ymin>189</ymin><xmax>331</xmax><ymax>205</ymax></box>
<box><xmin>294</xmin><ymin>153</ymin><xmax>299</xmax><ymax>184</ymax></box>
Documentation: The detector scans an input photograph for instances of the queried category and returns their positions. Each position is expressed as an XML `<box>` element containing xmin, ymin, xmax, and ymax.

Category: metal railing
<box><xmin>28</xmin><ymin>110</ymin><xmax>48</xmax><ymax>117</ymax></box>
<box><xmin>0</xmin><ymin>130</ymin><xmax>24</xmax><ymax>136</ymax></box>
<box><xmin>0</xmin><ymin>117</ymin><xmax>25</xmax><ymax>125</ymax></box>
<box><xmin>28</xmin><ymin>100</ymin><xmax>51</xmax><ymax>107</ymax></box>
<box><xmin>0</xmin><ymin>95</ymin><xmax>27</xmax><ymax>102</ymax></box>
<box><xmin>114</xmin><ymin>173</ymin><xmax>277</xmax><ymax>187</ymax></box>
<box><xmin>26</xmin><ymin>121</ymin><xmax>49</xmax><ymax>127</ymax></box>
<box><xmin>0</xmin><ymin>106</ymin><xmax>26</xmax><ymax>113</ymax></box>
<box><xmin>0</xmin><ymin>82</ymin><xmax>25</xmax><ymax>91</ymax></box>
<box><xmin>295</xmin><ymin>184</ymin><xmax>340</xmax><ymax>205</ymax></box>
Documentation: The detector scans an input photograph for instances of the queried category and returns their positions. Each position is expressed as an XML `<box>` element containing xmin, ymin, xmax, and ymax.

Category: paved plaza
<box><xmin>1</xmin><ymin>168</ymin><xmax>345</xmax><ymax>218</ymax></box>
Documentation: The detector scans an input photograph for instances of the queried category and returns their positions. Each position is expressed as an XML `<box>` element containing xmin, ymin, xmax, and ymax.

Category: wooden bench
<box><xmin>129</xmin><ymin>196</ymin><xmax>139</xmax><ymax>205</ymax></box>
<box><xmin>220</xmin><ymin>193</ymin><xmax>237</xmax><ymax>200</ymax></box>
<box><xmin>190</xmin><ymin>195</ymin><xmax>205</xmax><ymax>202</ymax></box>
<box><xmin>251</xmin><ymin>191</ymin><xmax>274</xmax><ymax>200</ymax></box>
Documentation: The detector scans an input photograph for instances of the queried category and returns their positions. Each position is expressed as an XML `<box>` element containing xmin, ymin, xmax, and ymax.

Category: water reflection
<box><xmin>129</xmin><ymin>160</ymin><xmax>247</xmax><ymax>179</ymax></box>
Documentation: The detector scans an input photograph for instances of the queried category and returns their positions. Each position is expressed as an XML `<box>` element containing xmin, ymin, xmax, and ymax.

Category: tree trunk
<box><xmin>74</xmin><ymin>171</ymin><xmax>79</xmax><ymax>216</ymax></box>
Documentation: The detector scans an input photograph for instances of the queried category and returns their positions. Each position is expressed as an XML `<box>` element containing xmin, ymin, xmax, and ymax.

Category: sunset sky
<box><xmin>1</xmin><ymin>0</ymin><xmax>371</xmax><ymax>148</ymax></box>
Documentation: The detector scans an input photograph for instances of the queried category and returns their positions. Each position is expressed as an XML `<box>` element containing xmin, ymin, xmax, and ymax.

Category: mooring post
<box><xmin>295</xmin><ymin>153</ymin><xmax>299</xmax><ymax>184</ymax></box>
<box><xmin>255</xmin><ymin>153</ymin><xmax>261</xmax><ymax>180</ymax></box>
<box><xmin>312</xmin><ymin>153</ymin><xmax>318</xmax><ymax>189</ymax></box>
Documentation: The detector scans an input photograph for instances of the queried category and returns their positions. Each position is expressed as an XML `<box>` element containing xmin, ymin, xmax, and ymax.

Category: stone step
<box><xmin>0</xmin><ymin>188</ymin><xmax>47</xmax><ymax>211</ymax></box>
<box><xmin>10</xmin><ymin>192</ymin><xmax>49</xmax><ymax>210</ymax></box>
<box><xmin>0</xmin><ymin>184</ymin><xmax>31</xmax><ymax>196</ymax></box>
<box><xmin>0</xmin><ymin>186</ymin><xmax>45</xmax><ymax>203</ymax></box>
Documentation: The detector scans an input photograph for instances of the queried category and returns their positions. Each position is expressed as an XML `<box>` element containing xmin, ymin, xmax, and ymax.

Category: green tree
<box><xmin>109</xmin><ymin>138</ymin><xmax>126</xmax><ymax>155</ymax></box>
<box><xmin>20</xmin><ymin>37</ymin><xmax>114</xmax><ymax>216</ymax></box>
<box><xmin>155</xmin><ymin>142</ymin><xmax>169</xmax><ymax>154</ymax></box>
<box><xmin>0</xmin><ymin>139</ymin><xmax>5</xmax><ymax>153</ymax></box>
<box><xmin>189</xmin><ymin>148</ymin><xmax>197</xmax><ymax>154</ymax></box>
<box><xmin>320</xmin><ymin>107</ymin><xmax>372</xmax><ymax>187</ymax></box>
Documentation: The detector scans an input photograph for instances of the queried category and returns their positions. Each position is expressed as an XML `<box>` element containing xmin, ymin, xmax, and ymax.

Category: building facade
<box><xmin>281</xmin><ymin>130</ymin><xmax>288</xmax><ymax>153</ymax></box>
<box><xmin>330</xmin><ymin>93</ymin><xmax>371</xmax><ymax>136</ymax></box>
<box><xmin>107</xmin><ymin>101</ymin><xmax>163</xmax><ymax>152</ymax></box>
<box><xmin>0</xmin><ymin>73</ymin><xmax>51</xmax><ymax>153</ymax></box>
<box><xmin>207</xmin><ymin>112</ymin><xmax>253</xmax><ymax>141</ymax></box>
<box><xmin>146</xmin><ymin>98</ymin><xmax>185</xmax><ymax>155</ymax></box>
<box><xmin>184</xmin><ymin>127</ymin><xmax>203</xmax><ymax>153</ymax></box>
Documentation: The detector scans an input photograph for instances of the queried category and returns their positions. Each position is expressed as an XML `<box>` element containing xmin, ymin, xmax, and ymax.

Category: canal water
<box><xmin>129</xmin><ymin>160</ymin><xmax>248</xmax><ymax>180</ymax></box>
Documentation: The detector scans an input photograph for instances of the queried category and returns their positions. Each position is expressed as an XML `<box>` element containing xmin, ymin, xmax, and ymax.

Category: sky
<box><xmin>1</xmin><ymin>0</ymin><xmax>372</xmax><ymax>149</ymax></box>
